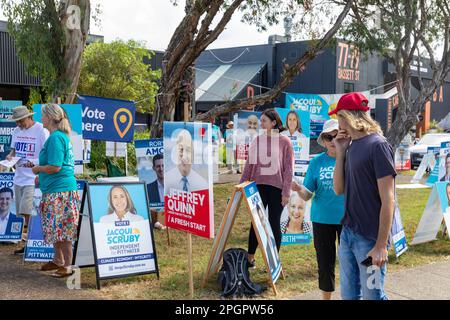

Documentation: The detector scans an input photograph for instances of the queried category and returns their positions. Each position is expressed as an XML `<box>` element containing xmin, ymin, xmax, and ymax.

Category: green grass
<box><xmin>78</xmin><ymin>182</ymin><xmax>450</xmax><ymax>300</ymax></box>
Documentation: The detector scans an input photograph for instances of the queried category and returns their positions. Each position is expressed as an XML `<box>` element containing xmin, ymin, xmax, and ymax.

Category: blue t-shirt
<box><xmin>341</xmin><ymin>134</ymin><xmax>397</xmax><ymax>241</ymax></box>
<box><xmin>303</xmin><ymin>153</ymin><xmax>345</xmax><ymax>225</ymax></box>
<box><xmin>38</xmin><ymin>130</ymin><xmax>77</xmax><ymax>194</ymax></box>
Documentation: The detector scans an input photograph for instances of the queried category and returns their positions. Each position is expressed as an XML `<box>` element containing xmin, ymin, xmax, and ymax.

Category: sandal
<box><xmin>50</xmin><ymin>267</ymin><xmax>74</xmax><ymax>278</ymax></box>
<box><xmin>40</xmin><ymin>261</ymin><xmax>60</xmax><ymax>271</ymax></box>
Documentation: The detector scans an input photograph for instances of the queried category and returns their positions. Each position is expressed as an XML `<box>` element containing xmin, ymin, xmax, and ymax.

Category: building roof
<box><xmin>195</xmin><ymin>63</ymin><xmax>265</xmax><ymax>102</ymax></box>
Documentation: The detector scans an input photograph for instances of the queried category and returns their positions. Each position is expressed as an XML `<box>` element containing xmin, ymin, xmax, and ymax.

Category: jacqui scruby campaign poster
<box><xmin>163</xmin><ymin>122</ymin><xmax>214</xmax><ymax>239</ymax></box>
<box><xmin>88</xmin><ymin>183</ymin><xmax>157</xmax><ymax>279</ymax></box>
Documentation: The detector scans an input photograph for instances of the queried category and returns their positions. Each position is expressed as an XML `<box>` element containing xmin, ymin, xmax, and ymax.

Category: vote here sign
<box><xmin>78</xmin><ymin>95</ymin><xmax>136</xmax><ymax>142</ymax></box>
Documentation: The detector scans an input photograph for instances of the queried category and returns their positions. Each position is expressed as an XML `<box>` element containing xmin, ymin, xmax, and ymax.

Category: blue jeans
<box><xmin>338</xmin><ymin>226</ymin><xmax>388</xmax><ymax>300</ymax></box>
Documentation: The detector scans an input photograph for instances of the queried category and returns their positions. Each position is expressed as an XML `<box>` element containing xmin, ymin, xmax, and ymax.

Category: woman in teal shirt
<box><xmin>292</xmin><ymin>119</ymin><xmax>345</xmax><ymax>300</ymax></box>
<box><xmin>31</xmin><ymin>103</ymin><xmax>79</xmax><ymax>278</ymax></box>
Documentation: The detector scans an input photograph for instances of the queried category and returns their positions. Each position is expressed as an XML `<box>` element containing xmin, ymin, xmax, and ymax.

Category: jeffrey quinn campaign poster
<box><xmin>163</xmin><ymin>122</ymin><xmax>214</xmax><ymax>239</ymax></box>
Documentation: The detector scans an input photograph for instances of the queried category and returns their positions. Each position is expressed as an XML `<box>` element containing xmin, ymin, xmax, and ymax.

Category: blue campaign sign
<box><xmin>0</xmin><ymin>173</ymin><xmax>24</xmax><ymax>242</ymax></box>
<box><xmin>24</xmin><ymin>181</ymin><xmax>85</xmax><ymax>262</ymax></box>
<box><xmin>0</xmin><ymin>122</ymin><xmax>17</xmax><ymax>160</ymax></box>
<box><xmin>25</xmin><ymin>212</ymin><xmax>54</xmax><ymax>262</ymax></box>
<box><xmin>275</xmin><ymin>108</ymin><xmax>311</xmax><ymax>138</ymax></box>
<box><xmin>78</xmin><ymin>95</ymin><xmax>136</xmax><ymax>142</ymax></box>
<box><xmin>391</xmin><ymin>205</ymin><xmax>407</xmax><ymax>258</ymax></box>
<box><xmin>286</xmin><ymin>93</ymin><xmax>337</xmax><ymax>139</ymax></box>
<box><xmin>0</xmin><ymin>101</ymin><xmax>21</xmax><ymax>160</ymax></box>
<box><xmin>135</xmin><ymin>139</ymin><xmax>164</xmax><ymax>209</ymax></box>
<box><xmin>88</xmin><ymin>183</ymin><xmax>157</xmax><ymax>279</ymax></box>
<box><xmin>242</xmin><ymin>181</ymin><xmax>282</xmax><ymax>283</ymax></box>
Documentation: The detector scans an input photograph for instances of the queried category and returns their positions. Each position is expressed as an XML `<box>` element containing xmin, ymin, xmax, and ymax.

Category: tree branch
<box><xmin>196</xmin><ymin>0</ymin><xmax>354</xmax><ymax>121</ymax></box>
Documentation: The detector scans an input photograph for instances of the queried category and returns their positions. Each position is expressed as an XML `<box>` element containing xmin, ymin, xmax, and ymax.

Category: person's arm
<box><xmin>281</xmin><ymin>139</ymin><xmax>294</xmax><ymax>205</ymax></box>
<box><xmin>32</xmin><ymin>165</ymin><xmax>61</xmax><ymax>175</ymax></box>
<box><xmin>31</xmin><ymin>134</ymin><xmax>64</xmax><ymax>175</ymax></box>
<box><xmin>367</xmin><ymin>175</ymin><xmax>395</xmax><ymax>267</ymax></box>
<box><xmin>293</xmin><ymin>155</ymin><xmax>317</xmax><ymax>201</ymax></box>
<box><xmin>6</xmin><ymin>148</ymin><xmax>16</xmax><ymax>161</ymax></box>
<box><xmin>239</xmin><ymin>139</ymin><xmax>257</xmax><ymax>184</ymax></box>
<box><xmin>292</xmin><ymin>182</ymin><xmax>313</xmax><ymax>201</ymax></box>
<box><xmin>333</xmin><ymin>129</ymin><xmax>351</xmax><ymax>195</ymax></box>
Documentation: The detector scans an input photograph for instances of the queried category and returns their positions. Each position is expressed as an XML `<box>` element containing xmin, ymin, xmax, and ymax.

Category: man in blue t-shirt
<box><xmin>331</xmin><ymin>93</ymin><xmax>396</xmax><ymax>300</ymax></box>
<box><xmin>292</xmin><ymin>119</ymin><xmax>345</xmax><ymax>300</ymax></box>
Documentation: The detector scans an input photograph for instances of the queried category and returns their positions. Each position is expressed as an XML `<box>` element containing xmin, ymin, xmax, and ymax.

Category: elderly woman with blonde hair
<box><xmin>31</xmin><ymin>103</ymin><xmax>79</xmax><ymax>278</ymax></box>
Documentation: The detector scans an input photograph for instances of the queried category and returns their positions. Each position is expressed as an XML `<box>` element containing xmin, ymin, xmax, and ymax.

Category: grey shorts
<box><xmin>14</xmin><ymin>185</ymin><xmax>35</xmax><ymax>216</ymax></box>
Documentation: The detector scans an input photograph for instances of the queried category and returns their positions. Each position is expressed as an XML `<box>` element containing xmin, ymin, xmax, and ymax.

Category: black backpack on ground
<box><xmin>217</xmin><ymin>248</ymin><xmax>267</xmax><ymax>298</ymax></box>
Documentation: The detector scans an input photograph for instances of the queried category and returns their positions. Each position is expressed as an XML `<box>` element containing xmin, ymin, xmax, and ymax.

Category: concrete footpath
<box><xmin>0</xmin><ymin>243</ymin><xmax>102</xmax><ymax>300</ymax></box>
<box><xmin>292</xmin><ymin>259</ymin><xmax>450</xmax><ymax>300</ymax></box>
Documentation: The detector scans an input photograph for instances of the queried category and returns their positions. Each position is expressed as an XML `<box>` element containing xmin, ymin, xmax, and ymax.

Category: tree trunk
<box><xmin>58</xmin><ymin>0</ymin><xmax>91</xmax><ymax>104</ymax></box>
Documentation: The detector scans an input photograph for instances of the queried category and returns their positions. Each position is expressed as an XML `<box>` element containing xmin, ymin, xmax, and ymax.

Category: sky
<box><xmin>0</xmin><ymin>0</ymin><xmax>286</xmax><ymax>51</ymax></box>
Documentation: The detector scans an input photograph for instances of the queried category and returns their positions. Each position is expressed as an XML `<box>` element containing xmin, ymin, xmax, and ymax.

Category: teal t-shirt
<box><xmin>38</xmin><ymin>130</ymin><xmax>77</xmax><ymax>194</ymax></box>
<box><xmin>303</xmin><ymin>153</ymin><xmax>345</xmax><ymax>225</ymax></box>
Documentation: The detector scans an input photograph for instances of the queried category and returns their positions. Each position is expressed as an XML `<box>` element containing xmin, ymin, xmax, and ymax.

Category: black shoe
<box><xmin>14</xmin><ymin>247</ymin><xmax>25</xmax><ymax>255</ymax></box>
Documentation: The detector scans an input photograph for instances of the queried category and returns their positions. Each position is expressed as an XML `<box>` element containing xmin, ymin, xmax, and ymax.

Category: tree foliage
<box><xmin>338</xmin><ymin>0</ymin><xmax>450</xmax><ymax>147</ymax></box>
<box><xmin>78</xmin><ymin>40</ymin><xmax>161</xmax><ymax>113</ymax></box>
<box><xmin>2</xmin><ymin>0</ymin><xmax>66</xmax><ymax>93</ymax></box>
<box><xmin>151</xmin><ymin>0</ymin><xmax>354</xmax><ymax>137</ymax></box>
<box><xmin>2</xmin><ymin>0</ymin><xmax>91</xmax><ymax>103</ymax></box>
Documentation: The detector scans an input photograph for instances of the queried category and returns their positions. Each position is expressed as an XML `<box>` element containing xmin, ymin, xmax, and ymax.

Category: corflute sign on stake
<box><xmin>163</xmin><ymin>122</ymin><xmax>214</xmax><ymax>239</ymax></box>
<box><xmin>0</xmin><ymin>173</ymin><xmax>24</xmax><ymax>242</ymax></box>
<box><xmin>78</xmin><ymin>95</ymin><xmax>136</xmax><ymax>142</ymax></box>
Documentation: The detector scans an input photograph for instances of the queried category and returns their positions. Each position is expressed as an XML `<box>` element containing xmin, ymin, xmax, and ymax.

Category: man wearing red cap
<box><xmin>331</xmin><ymin>92</ymin><xmax>396</xmax><ymax>300</ymax></box>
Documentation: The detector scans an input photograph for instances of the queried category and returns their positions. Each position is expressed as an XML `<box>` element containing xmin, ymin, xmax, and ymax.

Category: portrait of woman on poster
<box><xmin>445</xmin><ymin>183</ymin><xmax>450</xmax><ymax>215</ymax></box>
<box><xmin>281</xmin><ymin>111</ymin><xmax>307</xmax><ymax>139</ymax></box>
<box><xmin>100</xmin><ymin>185</ymin><xmax>144</xmax><ymax>223</ymax></box>
<box><xmin>280</xmin><ymin>192</ymin><xmax>311</xmax><ymax>234</ymax></box>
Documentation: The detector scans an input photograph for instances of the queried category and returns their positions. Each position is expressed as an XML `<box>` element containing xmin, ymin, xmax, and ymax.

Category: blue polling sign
<box><xmin>78</xmin><ymin>95</ymin><xmax>136</xmax><ymax>142</ymax></box>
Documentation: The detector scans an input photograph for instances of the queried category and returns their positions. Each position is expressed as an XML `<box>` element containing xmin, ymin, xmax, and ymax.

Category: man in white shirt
<box><xmin>5</xmin><ymin>106</ymin><xmax>49</xmax><ymax>253</ymax></box>
<box><xmin>0</xmin><ymin>187</ymin><xmax>14</xmax><ymax>235</ymax></box>
<box><xmin>165</xmin><ymin>129</ymin><xmax>208</xmax><ymax>194</ymax></box>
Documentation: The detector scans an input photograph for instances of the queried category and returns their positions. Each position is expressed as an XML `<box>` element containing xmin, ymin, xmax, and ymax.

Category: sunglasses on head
<box><xmin>323</xmin><ymin>133</ymin><xmax>337</xmax><ymax>142</ymax></box>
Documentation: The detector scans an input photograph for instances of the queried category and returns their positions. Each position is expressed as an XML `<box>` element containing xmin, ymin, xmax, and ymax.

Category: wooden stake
<box><xmin>184</xmin><ymin>103</ymin><xmax>194</xmax><ymax>299</ymax></box>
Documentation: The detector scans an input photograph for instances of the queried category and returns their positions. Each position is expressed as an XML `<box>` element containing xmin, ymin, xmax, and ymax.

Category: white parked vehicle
<box><xmin>409</xmin><ymin>133</ymin><xmax>450</xmax><ymax>169</ymax></box>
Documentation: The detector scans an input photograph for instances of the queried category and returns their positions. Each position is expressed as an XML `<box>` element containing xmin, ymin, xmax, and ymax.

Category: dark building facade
<box><xmin>0</xmin><ymin>20</ymin><xmax>104</xmax><ymax>103</ymax></box>
<box><xmin>195</xmin><ymin>39</ymin><xmax>450</xmax><ymax>136</ymax></box>
<box><xmin>2</xmin><ymin>18</ymin><xmax>450</xmax><ymax>136</ymax></box>
<box><xmin>0</xmin><ymin>21</ymin><xmax>40</xmax><ymax>102</ymax></box>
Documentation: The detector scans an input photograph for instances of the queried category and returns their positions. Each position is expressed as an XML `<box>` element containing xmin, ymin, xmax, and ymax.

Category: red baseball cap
<box><xmin>328</xmin><ymin>92</ymin><xmax>370</xmax><ymax>116</ymax></box>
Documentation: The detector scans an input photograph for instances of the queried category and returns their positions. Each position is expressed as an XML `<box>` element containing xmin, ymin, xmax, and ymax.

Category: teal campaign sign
<box><xmin>0</xmin><ymin>101</ymin><xmax>21</xmax><ymax>159</ymax></box>
<box><xmin>426</xmin><ymin>146</ymin><xmax>441</xmax><ymax>186</ymax></box>
<box><xmin>286</xmin><ymin>93</ymin><xmax>332</xmax><ymax>139</ymax></box>
<box><xmin>33</xmin><ymin>104</ymin><xmax>84</xmax><ymax>172</ymax></box>
<box><xmin>0</xmin><ymin>100</ymin><xmax>22</xmax><ymax>122</ymax></box>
